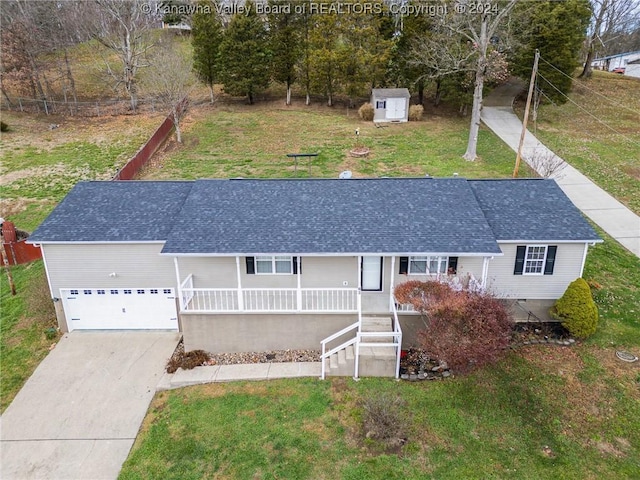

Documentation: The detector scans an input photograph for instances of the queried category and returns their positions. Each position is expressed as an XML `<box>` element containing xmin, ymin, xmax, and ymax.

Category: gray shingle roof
<box><xmin>29</xmin><ymin>177</ymin><xmax>600</xmax><ymax>253</ymax></box>
<box><xmin>371</xmin><ymin>88</ymin><xmax>410</xmax><ymax>98</ymax></box>
<box><xmin>161</xmin><ymin>178</ymin><xmax>501</xmax><ymax>255</ymax></box>
<box><xmin>468</xmin><ymin>179</ymin><xmax>601</xmax><ymax>241</ymax></box>
<box><xmin>28</xmin><ymin>181</ymin><xmax>193</xmax><ymax>242</ymax></box>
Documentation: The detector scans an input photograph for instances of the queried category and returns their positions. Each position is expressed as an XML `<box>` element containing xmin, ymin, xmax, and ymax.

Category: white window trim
<box><xmin>254</xmin><ymin>255</ymin><xmax>294</xmax><ymax>275</ymax></box>
<box><xmin>408</xmin><ymin>255</ymin><xmax>448</xmax><ymax>275</ymax></box>
<box><xmin>523</xmin><ymin>245</ymin><xmax>548</xmax><ymax>276</ymax></box>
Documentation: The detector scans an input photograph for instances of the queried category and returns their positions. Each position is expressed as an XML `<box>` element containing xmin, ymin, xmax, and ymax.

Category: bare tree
<box><xmin>408</xmin><ymin>0</ymin><xmax>517</xmax><ymax>160</ymax></box>
<box><xmin>142</xmin><ymin>34</ymin><xmax>195</xmax><ymax>143</ymax></box>
<box><xmin>525</xmin><ymin>149</ymin><xmax>567</xmax><ymax>179</ymax></box>
<box><xmin>579</xmin><ymin>0</ymin><xmax>639</xmax><ymax>78</ymax></box>
<box><xmin>89</xmin><ymin>0</ymin><xmax>157</xmax><ymax>111</ymax></box>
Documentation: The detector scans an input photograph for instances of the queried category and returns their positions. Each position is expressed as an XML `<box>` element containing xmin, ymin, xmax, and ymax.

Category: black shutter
<box><xmin>399</xmin><ymin>257</ymin><xmax>409</xmax><ymax>274</ymax></box>
<box><xmin>292</xmin><ymin>257</ymin><xmax>301</xmax><ymax>274</ymax></box>
<box><xmin>448</xmin><ymin>257</ymin><xmax>458</xmax><ymax>274</ymax></box>
<box><xmin>246</xmin><ymin>256</ymin><xmax>255</xmax><ymax>274</ymax></box>
<box><xmin>544</xmin><ymin>246</ymin><xmax>557</xmax><ymax>275</ymax></box>
<box><xmin>514</xmin><ymin>246</ymin><xmax>526</xmax><ymax>275</ymax></box>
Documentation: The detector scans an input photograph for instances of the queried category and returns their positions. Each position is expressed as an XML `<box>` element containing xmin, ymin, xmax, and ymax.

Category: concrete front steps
<box><xmin>325</xmin><ymin>315</ymin><xmax>398</xmax><ymax>377</ymax></box>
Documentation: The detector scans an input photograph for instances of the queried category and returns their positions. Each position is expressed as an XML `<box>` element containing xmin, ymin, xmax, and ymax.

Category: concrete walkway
<box><xmin>481</xmin><ymin>79</ymin><xmax>640</xmax><ymax>257</ymax></box>
<box><xmin>158</xmin><ymin>362</ymin><xmax>322</xmax><ymax>390</ymax></box>
<box><xmin>0</xmin><ymin>332</ymin><xmax>179</xmax><ymax>480</ymax></box>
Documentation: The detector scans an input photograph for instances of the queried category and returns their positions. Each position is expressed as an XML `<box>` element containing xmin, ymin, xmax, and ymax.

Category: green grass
<box><xmin>0</xmin><ymin>111</ymin><xmax>164</xmax><ymax>230</ymax></box>
<box><xmin>583</xmin><ymin>229</ymin><xmax>640</xmax><ymax>347</ymax></box>
<box><xmin>120</xmin><ymin>355</ymin><xmax>640</xmax><ymax>479</ymax></box>
<box><xmin>143</xmin><ymin>105</ymin><xmax>520</xmax><ymax>180</ymax></box>
<box><xmin>528</xmin><ymin>71</ymin><xmax>640</xmax><ymax>215</ymax></box>
<box><xmin>0</xmin><ymin>261</ymin><xmax>57</xmax><ymax>413</ymax></box>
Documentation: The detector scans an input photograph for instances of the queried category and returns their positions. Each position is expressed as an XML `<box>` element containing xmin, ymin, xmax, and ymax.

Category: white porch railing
<box><xmin>180</xmin><ymin>286</ymin><xmax>359</xmax><ymax>313</ymax></box>
<box><xmin>396</xmin><ymin>302</ymin><xmax>415</xmax><ymax>312</ymax></box>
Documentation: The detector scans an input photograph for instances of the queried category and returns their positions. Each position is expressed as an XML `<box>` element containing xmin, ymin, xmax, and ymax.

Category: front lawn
<box><xmin>120</xmin><ymin>347</ymin><xmax>640</xmax><ymax>479</ymax></box>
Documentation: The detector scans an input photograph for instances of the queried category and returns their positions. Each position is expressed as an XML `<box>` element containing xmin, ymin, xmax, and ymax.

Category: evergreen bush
<box><xmin>551</xmin><ymin>278</ymin><xmax>598</xmax><ymax>338</ymax></box>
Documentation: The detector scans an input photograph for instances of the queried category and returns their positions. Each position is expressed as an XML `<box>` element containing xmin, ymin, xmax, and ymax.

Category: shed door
<box><xmin>386</xmin><ymin>98</ymin><xmax>406</xmax><ymax>120</ymax></box>
<box><xmin>61</xmin><ymin>288</ymin><xmax>178</xmax><ymax>331</ymax></box>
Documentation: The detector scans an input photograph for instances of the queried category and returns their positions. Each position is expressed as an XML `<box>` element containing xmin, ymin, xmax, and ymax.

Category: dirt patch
<box><xmin>622</xmin><ymin>164</ymin><xmax>640</xmax><ymax>181</ymax></box>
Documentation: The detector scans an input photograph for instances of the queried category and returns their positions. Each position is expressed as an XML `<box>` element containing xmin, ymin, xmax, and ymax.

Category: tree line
<box><xmin>2</xmin><ymin>0</ymin><xmax>639</xmax><ymax>159</ymax></box>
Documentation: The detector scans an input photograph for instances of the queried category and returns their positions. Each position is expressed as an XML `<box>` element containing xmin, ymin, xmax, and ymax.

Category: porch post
<box><xmin>389</xmin><ymin>256</ymin><xmax>396</xmax><ymax>311</ymax></box>
<box><xmin>235</xmin><ymin>256</ymin><xmax>244</xmax><ymax>311</ymax></box>
<box><xmin>481</xmin><ymin>256</ymin><xmax>491</xmax><ymax>288</ymax></box>
<box><xmin>173</xmin><ymin>257</ymin><xmax>182</xmax><ymax>310</ymax></box>
<box><xmin>296</xmin><ymin>256</ymin><xmax>302</xmax><ymax>311</ymax></box>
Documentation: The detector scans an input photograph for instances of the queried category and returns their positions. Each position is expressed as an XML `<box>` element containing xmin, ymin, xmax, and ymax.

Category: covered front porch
<box><xmin>172</xmin><ymin>253</ymin><xmax>492</xmax><ymax>379</ymax></box>
<box><xmin>173</xmin><ymin>254</ymin><xmax>492</xmax><ymax>315</ymax></box>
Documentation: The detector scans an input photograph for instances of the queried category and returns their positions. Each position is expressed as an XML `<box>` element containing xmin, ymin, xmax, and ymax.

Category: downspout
<box><xmin>579</xmin><ymin>243</ymin><xmax>591</xmax><ymax>278</ymax></box>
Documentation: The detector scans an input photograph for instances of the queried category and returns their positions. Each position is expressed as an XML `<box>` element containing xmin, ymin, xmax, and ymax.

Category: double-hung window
<box><xmin>524</xmin><ymin>246</ymin><xmax>547</xmax><ymax>274</ymax></box>
<box><xmin>255</xmin><ymin>256</ymin><xmax>293</xmax><ymax>275</ymax></box>
<box><xmin>514</xmin><ymin>245</ymin><xmax>557</xmax><ymax>275</ymax></box>
<box><xmin>408</xmin><ymin>256</ymin><xmax>448</xmax><ymax>275</ymax></box>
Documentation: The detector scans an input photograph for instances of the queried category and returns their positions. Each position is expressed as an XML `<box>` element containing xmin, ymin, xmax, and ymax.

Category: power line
<box><xmin>536</xmin><ymin>70</ymin><xmax>640</xmax><ymax>148</ymax></box>
<box><xmin>538</xmin><ymin>54</ymin><xmax>640</xmax><ymax>116</ymax></box>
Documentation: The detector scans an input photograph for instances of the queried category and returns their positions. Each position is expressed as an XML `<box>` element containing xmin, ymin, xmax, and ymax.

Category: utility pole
<box><xmin>513</xmin><ymin>49</ymin><xmax>540</xmax><ymax>178</ymax></box>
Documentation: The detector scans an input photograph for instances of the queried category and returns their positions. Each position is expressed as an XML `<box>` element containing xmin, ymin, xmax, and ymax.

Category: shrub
<box><xmin>1</xmin><ymin>121</ymin><xmax>8</xmax><ymax>132</ymax></box>
<box><xmin>396</xmin><ymin>281</ymin><xmax>513</xmax><ymax>374</ymax></box>
<box><xmin>361</xmin><ymin>393</ymin><xmax>408</xmax><ymax>447</ymax></box>
<box><xmin>551</xmin><ymin>278</ymin><xmax>598</xmax><ymax>338</ymax></box>
<box><xmin>358</xmin><ymin>102</ymin><xmax>374</xmax><ymax>121</ymax></box>
<box><xmin>166</xmin><ymin>349</ymin><xmax>210</xmax><ymax>373</ymax></box>
<box><xmin>408</xmin><ymin>104</ymin><xmax>424</xmax><ymax>121</ymax></box>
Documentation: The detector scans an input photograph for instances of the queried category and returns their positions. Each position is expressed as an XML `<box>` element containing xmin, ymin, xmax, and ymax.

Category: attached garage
<box><xmin>60</xmin><ymin>287</ymin><xmax>178</xmax><ymax>331</ymax></box>
<box><xmin>371</xmin><ymin>88</ymin><xmax>411</xmax><ymax>123</ymax></box>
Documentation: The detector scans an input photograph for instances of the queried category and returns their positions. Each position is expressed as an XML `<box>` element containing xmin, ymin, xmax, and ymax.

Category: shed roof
<box><xmin>371</xmin><ymin>88</ymin><xmax>410</xmax><ymax>98</ymax></box>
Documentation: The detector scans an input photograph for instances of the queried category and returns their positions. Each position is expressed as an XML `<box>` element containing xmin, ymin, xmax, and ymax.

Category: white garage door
<box><xmin>60</xmin><ymin>288</ymin><xmax>178</xmax><ymax>331</ymax></box>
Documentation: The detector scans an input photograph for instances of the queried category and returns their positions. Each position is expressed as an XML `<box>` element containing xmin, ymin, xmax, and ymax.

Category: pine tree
<box><xmin>308</xmin><ymin>11</ymin><xmax>347</xmax><ymax>106</ymax></box>
<box><xmin>268</xmin><ymin>0</ymin><xmax>301</xmax><ymax>105</ymax></box>
<box><xmin>511</xmin><ymin>0</ymin><xmax>591</xmax><ymax>103</ymax></box>
<box><xmin>191</xmin><ymin>0</ymin><xmax>223</xmax><ymax>104</ymax></box>
<box><xmin>219</xmin><ymin>0</ymin><xmax>271</xmax><ymax>104</ymax></box>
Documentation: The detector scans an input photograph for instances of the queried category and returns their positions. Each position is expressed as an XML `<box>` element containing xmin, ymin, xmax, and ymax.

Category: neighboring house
<box><xmin>371</xmin><ymin>88</ymin><xmax>410</xmax><ymax>123</ymax></box>
<box><xmin>591</xmin><ymin>50</ymin><xmax>640</xmax><ymax>73</ymax></box>
<box><xmin>624</xmin><ymin>59</ymin><xmax>640</xmax><ymax>79</ymax></box>
<box><xmin>28</xmin><ymin>177</ymin><xmax>600</xmax><ymax>377</ymax></box>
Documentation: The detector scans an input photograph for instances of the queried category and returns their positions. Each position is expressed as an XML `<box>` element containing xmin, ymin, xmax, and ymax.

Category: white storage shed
<box><xmin>371</xmin><ymin>88</ymin><xmax>410</xmax><ymax>123</ymax></box>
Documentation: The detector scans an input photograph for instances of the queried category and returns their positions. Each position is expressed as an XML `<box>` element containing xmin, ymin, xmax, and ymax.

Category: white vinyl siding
<box><xmin>42</xmin><ymin>244</ymin><xmax>177</xmax><ymax>296</ymax></box>
<box><xmin>487</xmin><ymin>243</ymin><xmax>587</xmax><ymax>299</ymax></box>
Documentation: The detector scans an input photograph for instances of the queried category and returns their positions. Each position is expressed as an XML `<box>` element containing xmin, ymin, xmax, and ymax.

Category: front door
<box><xmin>361</xmin><ymin>257</ymin><xmax>383</xmax><ymax>291</ymax></box>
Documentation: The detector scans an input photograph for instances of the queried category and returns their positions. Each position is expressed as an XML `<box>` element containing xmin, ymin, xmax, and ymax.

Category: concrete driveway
<box><xmin>0</xmin><ymin>331</ymin><xmax>179</xmax><ymax>480</ymax></box>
